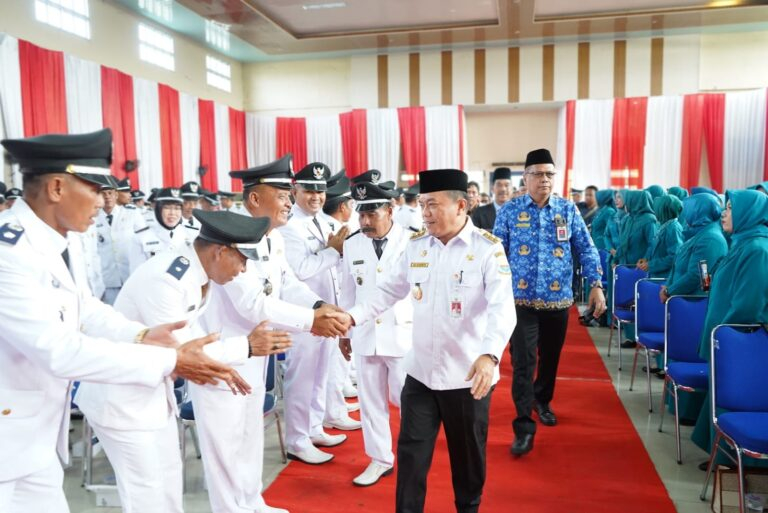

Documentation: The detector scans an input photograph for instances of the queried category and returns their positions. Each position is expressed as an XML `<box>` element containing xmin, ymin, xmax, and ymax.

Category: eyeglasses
<box><xmin>526</xmin><ymin>171</ymin><xmax>556</xmax><ymax>179</ymax></box>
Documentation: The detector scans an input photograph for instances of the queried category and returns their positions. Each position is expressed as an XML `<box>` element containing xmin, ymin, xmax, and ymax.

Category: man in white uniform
<box><xmin>393</xmin><ymin>183</ymin><xmax>423</xmax><ymax>233</ymax></box>
<box><xmin>180</xmin><ymin>181</ymin><xmax>202</xmax><ymax>230</ymax></box>
<box><xmin>0</xmin><ymin>129</ymin><xmax>249</xmax><ymax>513</ymax></box>
<box><xmin>342</xmin><ymin>169</ymin><xmax>517</xmax><ymax>513</ymax></box>
<box><xmin>76</xmin><ymin>210</ymin><xmax>284</xmax><ymax>513</ymax></box>
<box><xmin>339</xmin><ymin>179</ymin><xmax>413</xmax><ymax>487</ymax></box>
<box><xmin>279</xmin><ymin>161</ymin><xmax>358</xmax><ymax>465</ymax></box>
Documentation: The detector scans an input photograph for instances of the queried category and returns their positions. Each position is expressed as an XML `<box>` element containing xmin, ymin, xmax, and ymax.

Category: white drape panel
<box><xmin>0</xmin><ymin>35</ymin><xmax>24</xmax><ymax>186</ymax></box>
<box><xmin>460</xmin><ymin>107</ymin><xmax>468</xmax><ymax>170</ymax></box>
<box><xmin>133</xmin><ymin>78</ymin><xmax>163</xmax><ymax>192</ymax></box>
<box><xmin>245</xmin><ymin>114</ymin><xmax>276</xmax><ymax>167</ymax></box>
<box><xmin>214</xmin><ymin>102</ymin><xmax>231</xmax><ymax>191</ymax></box>
<box><xmin>425</xmin><ymin>105</ymin><xmax>461</xmax><ymax>169</ymax></box>
<box><xmin>643</xmin><ymin>95</ymin><xmax>683</xmax><ymax>189</ymax></box>
<box><xmin>723</xmin><ymin>88</ymin><xmax>767</xmax><ymax>190</ymax></box>
<box><xmin>64</xmin><ymin>55</ymin><xmax>102</xmax><ymax>134</ymax></box>
<box><xmin>571</xmin><ymin>99</ymin><xmax>614</xmax><ymax>189</ymax></box>
<box><xmin>366</xmin><ymin>108</ymin><xmax>400</xmax><ymax>183</ymax></box>
<box><xmin>179</xmin><ymin>92</ymin><xmax>199</xmax><ymax>184</ymax></box>
<box><xmin>306</xmin><ymin>114</ymin><xmax>343</xmax><ymax>172</ymax></box>
<box><xmin>554</xmin><ymin>105</ymin><xmax>567</xmax><ymax>196</ymax></box>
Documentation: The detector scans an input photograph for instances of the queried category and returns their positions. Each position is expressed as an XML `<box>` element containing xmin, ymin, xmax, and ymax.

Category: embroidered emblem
<box><xmin>410</xmin><ymin>262</ymin><xmax>429</xmax><ymax>268</ymax></box>
<box><xmin>170</xmin><ymin>188</ymin><xmax>181</xmax><ymax>198</ymax></box>
<box><xmin>190</xmin><ymin>183</ymin><xmax>199</xmax><ymax>193</ymax></box>
<box><xmin>550</xmin><ymin>280</ymin><xmax>561</xmax><ymax>291</ymax></box>
<box><xmin>518</xmin><ymin>245</ymin><xmax>530</xmax><ymax>256</ymax></box>
<box><xmin>518</xmin><ymin>211</ymin><xmax>531</xmax><ymax>222</ymax></box>
<box><xmin>313</xmin><ymin>166</ymin><xmax>325</xmax><ymax>180</ymax></box>
<box><xmin>553</xmin><ymin>247</ymin><xmax>565</xmax><ymax>258</ymax></box>
<box><xmin>479</xmin><ymin>230</ymin><xmax>500</xmax><ymax>244</ymax></box>
<box><xmin>356</xmin><ymin>185</ymin><xmax>367</xmax><ymax>200</ymax></box>
<box><xmin>517</xmin><ymin>279</ymin><xmax>528</xmax><ymax>290</ymax></box>
<box><xmin>420</xmin><ymin>250</ymin><xmax>428</xmax><ymax>257</ymax></box>
<box><xmin>466</xmin><ymin>254</ymin><xmax>475</xmax><ymax>261</ymax></box>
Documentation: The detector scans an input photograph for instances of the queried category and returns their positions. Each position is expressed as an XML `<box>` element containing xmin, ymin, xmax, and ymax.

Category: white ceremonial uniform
<box><xmin>0</xmin><ymin>200</ymin><xmax>177</xmax><ymax>513</ymax></box>
<box><xmin>95</xmin><ymin>205</ymin><xmax>147</xmax><ymax>304</ymax></box>
<box><xmin>68</xmin><ymin>225</ymin><xmax>105</xmax><ymax>299</ymax></box>
<box><xmin>193</xmin><ymin>228</ymin><xmax>319</xmax><ymax>513</ymax></box>
<box><xmin>128</xmin><ymin>222</ymin><xmax>189</xmax><ymax>273</ymax></box>
<box><xmin>278</xmin><ymin>204</ymin><xmax>343</xmax><ymax>453</ymax></box>
<box><xmin>339</xmin><ymin>222</ymin><xmax>413</xmax><ymax>467</ymax></box>
<box><xmin>347</xmin><ymin>219</ymin><xmax>517</xmax><ymax>390</ymax></box>
<box><xmin>393</xmin><ymin>204</ymin><xmax>423</xmax><ymax>232</ymax></box>
<box><xmin>75</xmin><ymin>247</ymin><xmax>248</xmax><ymax>513</ymax></box>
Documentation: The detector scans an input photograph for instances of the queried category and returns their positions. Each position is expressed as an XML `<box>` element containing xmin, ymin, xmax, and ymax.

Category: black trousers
<box><xmin>395</xmin><ymin>375</ymin><xmax>493</xmax><ymax>513</ymax></box>
<box><xmin>510</xmin><ymin>305</ymin><xmax>570</xmax><ymax>437</ymax></box>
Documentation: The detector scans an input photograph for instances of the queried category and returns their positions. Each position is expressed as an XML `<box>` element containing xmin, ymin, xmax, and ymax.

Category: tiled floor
<box><xmin>62</xmin><ymin>323</ymin><xmax>714</xmax><ymax>513</ymax></box>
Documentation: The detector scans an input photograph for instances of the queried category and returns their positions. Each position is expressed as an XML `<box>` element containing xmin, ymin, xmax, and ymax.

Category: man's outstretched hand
<box><xmin>175</xmin><ymin>333</ymin><xmax>251</xmax><ymax>395</ymax></box>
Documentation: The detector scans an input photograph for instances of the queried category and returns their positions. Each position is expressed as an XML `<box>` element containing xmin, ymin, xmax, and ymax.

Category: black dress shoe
<box><xmin>534</xmin><ymin>403</ymin><xmax>557</xmax><ymax>426</ymax></box>
<box><xmin>621</xmin><ymin>340</ymin><xmax>637</xmax><ymax>349</ymax></box>
<box><xmin>510</xmin><ymin>434</ymin><xmax>535</xmax><ymax>456</ymax></box>
<box><xmin>642</xmin><ymin>366</ymin><xmax>662</xmax><ymax>374</ymax></box>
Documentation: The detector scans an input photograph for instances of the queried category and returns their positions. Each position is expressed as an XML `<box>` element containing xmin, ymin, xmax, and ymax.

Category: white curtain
<box><xmin>425</xmin><ymin>105</ymin><xmax>461</xmax><ymax>169</ymax></box>
<box><xmin>214</xmin><ymin>102</ymin><xmax>231</xmax><ymax>192</ymax></box>
<box><xmin>643</xmin><ymin>95</ymin><xmax>683</xmax><ymax>189</ymax></box>
<box><xmin>306</xmin><ymin>114</ymin><xmax>343</xmax><ymax>172</ymax></box>
<box><xmin>554</xmin><ymin>105</ymin><xmax>567</xmax><ymax>196</ymax></box>
<box><xmin>0</xmin><ymin>35</ymin><xmax>24</xmax><ymax>186</ymax></box>
<box><xmin>179</xmin><ymin>92</ymin><xmax>199</xmax><ymax>184</ymax></box>
<box><xmin>723</xmin><ymin>88</ymin><xmax>767</xmax><ymax>190</ymax></box>
<box><xmin>64</xmin><ymin>55</ymin><xmax>102</xmax><ymax>134</ymax></box>
<box><xmin>245</xmin><ymin>114</ymin><xmax>276</xmax><ymax>167</ymax></box>
<box><xmin>133</xmin><ymin>77</ymin><xmax>163</xmax><ymax>192</ymax></box>
<box><xmin>571</xmin><ymin>99</ymin><xmax>614</xmax><ymax>190</ymax></box>
<box><xmin>366</xmin><ymin>108</ymin><xmax>400</xmax><ymax>183</ymax></box>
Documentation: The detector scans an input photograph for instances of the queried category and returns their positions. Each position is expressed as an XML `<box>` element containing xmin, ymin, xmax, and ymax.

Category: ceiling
<box><xmin>110</xmin><ymin>0</ymin><xmax>768</xmax><ymax>62</ymax></box>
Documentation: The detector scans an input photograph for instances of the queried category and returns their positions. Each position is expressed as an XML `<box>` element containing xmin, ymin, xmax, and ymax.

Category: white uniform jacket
<box><xmin>128</xmin><ymin>222</ymin><xmax>189</xmax><ymax>273</ymax></box>
<box><xmin>279</xmin><ymin>205</ymin><xmax>341</xmax><ymax>305</ymax></box>
<box><xmin>393</xmin><ymin>205</ymin><xmax>423</xmax><ymax>232</ymax></box>
<box><xmin>75</xmin><ymin>247</ymin><xmax>251</xmax><ymax>429</ymax></box>
<box><xmin>347</xmin><ymin>219</ymin><xmax>517</xmax><ymax>391</ymax></box>
<box><xmin>96</xmin><ymin>205</ymin><xmax>147</xmax><ymax>287</ymax></box>
<box><xmin>0</xmin><ymin>200</ymin><xmax>177</xmax><ymax>481</ymax></box>
<box><xmin>69</xmin><ymin>224</ymin><xmax>106</xmax><ymax>299</ymax></box>
<box><xmin>339</xmin><ymin>223</ymin><xmax>413</xmax><ymax>357</ymax></box>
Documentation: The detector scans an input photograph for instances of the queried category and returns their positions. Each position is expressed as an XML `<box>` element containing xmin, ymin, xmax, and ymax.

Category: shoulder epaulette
<box><xmin>345</xmin><ymin>229</ymin><xmax>361</xmax><ymax>240</ymax></box>
<box><xmin>0</xmin><ymin>223</ymin><xmax>24</xmax><ymax>246</ymax></box>
<box><xmin>184</xmin><ymin>225</ymin><xmax>200</xmax><ymax>231</ymax></box>
<box><xmin>408</xmin><ymin>226</ymin><xmax>420</xmax><ymax>232</ymax></box>
<box><xmin>124</xmin><ymin>204</ymin><xmax>136</xmax><ymax>210</ymax></box>
<box><xmin>135</xmin><ymin>226</ymin><xmax>150</xmax><ymax>234</ymax></box>
<box><xmin>477</xmin><ymin>229</ymin><xmax>500</xmax><ymax>244</ymax></box>
<box><xmin>410</xmin><ymin>228</ymin><xmax>428</xmax><ymax>240</ymax></box>
<box><xmin>166</xmin><ymin>256</ymin><xmax>190</xmax><ymax>280</ymax></box>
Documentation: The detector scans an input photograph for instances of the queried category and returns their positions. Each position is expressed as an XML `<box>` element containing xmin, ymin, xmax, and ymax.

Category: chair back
<box><xmin>665</xmin><ymin>296</ymin><xmax>708</xmax><ymax>363</ymax></box>
<box><xmin>613</xmin><ymin>265</ymin><xmax>647</xmax><ymax>309</ymax></box>
<box><xmin>265</xmin><ymin>354</ymin><xmax>276</xmax><ymax>395</ymax></box>
<box><xmin>712</xmin><ymin>325</ymin><xmax>768</xmax><ymax>414</ymax></box>
<box><xmin>635</xmin><ymin>279</ymin><xmax>666</xmax><ymax>334</ymax></box>
<box><xmin>598</xmin><ymin>250</ymin><xmax>610</xmax><ymax>283</ymax></box>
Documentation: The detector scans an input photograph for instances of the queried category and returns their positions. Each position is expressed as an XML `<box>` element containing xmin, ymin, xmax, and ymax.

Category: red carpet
<box><xmin>264</xmin><ymin>308</ymin><xmax>677</xmax><ymax>513</ymax></box>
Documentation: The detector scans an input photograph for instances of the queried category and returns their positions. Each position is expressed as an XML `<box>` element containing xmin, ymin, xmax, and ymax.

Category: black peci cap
<box><xmin>524</xmin><ymin>148</ymin><xmax>555</xmax><ymax>169</ymax></box>
<box><xmin>192</xmin><ymin>209</ymin><xmax>270</xmax><ymax>260</ymax></box>
<box><xmin>418</xmin><ymin>169</ymin><xmax>468</xmax><ymax>194</ymax></box>
<box><xmin>230</xmin><ymin>154</ymin><xmax>294</xmax><ymax>190</ymax></box>
<box><xmin>294</xmin><ymin>162</ymin><xmax>330</xmax><ymax>191</ymax></box>
<box><xmin>1</xmin><ymin>129</ymin><xmax>114</xmax><ymax>189</ymax></box>
<box><xmin>492</xmin><ymin>167</ymin><xmax>512</xmax><ymax>182</ymax></box>
<box><xmin>351</xmin><ymin>181</ymin><xmax>399</xmax><ymax>212</ymax></box>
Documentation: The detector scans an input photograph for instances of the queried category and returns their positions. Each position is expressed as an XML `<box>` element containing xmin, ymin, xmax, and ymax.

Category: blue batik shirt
<box><xmin>493</xmin><ymin>194</ymin><xmax>602</xmax><ymax>310</ymax></box>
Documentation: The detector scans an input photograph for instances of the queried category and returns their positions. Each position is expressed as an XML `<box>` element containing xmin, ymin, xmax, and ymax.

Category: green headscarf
<box><xmin>591</xmin><ymin>190</ymin><xmax>617</xmax><ymax>250</ymax></box>
<box><xmin>667</xmin><ymin>186</ymin><xmax>689</xmax><ymax>201</ymax></box>
<box><xmin>747</xmin><ymin>181</ymin><xmax>768</xmax><ymax>194</ymax></box>
<box><xmin>645</xmin><ymin>184</ymin><xmax>665</xmax><ymax>200</ymax></box>
<box><xmin>617</xmin><ymin>190</ymin><xmax>657</xmax><ymax>260</ymax></box>
<box><xmin>653</xmin><ymin>195</ymin><xmax>683</xmax><ymax>225</ymax></box>
<box><xmin>726</xmin><ymin>189</ymin><xmax>768</xmax><ymax>252</ymax></box>
<box><xmin>681</xmin><ymin>194</ymin><xmax>722</xmax><ymax>239</ymax></box>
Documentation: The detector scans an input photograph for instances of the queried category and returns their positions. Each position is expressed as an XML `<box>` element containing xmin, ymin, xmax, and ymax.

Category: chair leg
<box><xmin>645</xmin><ymin>350</ymin><xmax>654</xmax><ymax>413</ymax></box>
<box><xmin>673</xmin><ymin>385</ymin><xmax>682</xmax><ymax>464</ymax></box>
<box><xmin>82</xmin><ymin>420</ymin><xmax>93</xmax><ymax>487</ymax></box>
<box><xmin>736</xmin><ymin>447</ymin><xmax>746</xmax><ymax>513</ymax></box>
<box><xmin>607</xmin><ymin>318</ymin><xmax>614</xmax><ymax>357</ymax></box>
<box><xmin>617</xmin><ymin>321</ymin><xmax>624</xmax><ymax>371</ymax></box>
<box><xmin>275</xmin><ymin>411</ymin><xmax>287</xmax><ymax>464</ymax></box>
<box><xmin>629</xmin><ymin>346</ymin><xmax>640</xmax><ymax>391</ymax></box>
<box><xmin>658</xmin><ymin>377</ymin><xmax>668</xmax><ymax>433</ymax></box>
<box><xmin>700</xmin><ymin>431</ymin><xmax>723</xmax><ymax>501</ymax></box>
<box><xmin>190</xmin><ymin>423</ymin><xmax>201</xmax><ymax>458</ymax></box>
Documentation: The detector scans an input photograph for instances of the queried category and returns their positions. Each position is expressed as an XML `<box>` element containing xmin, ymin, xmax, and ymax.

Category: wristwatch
<box><xmin>485</xmin><ymin>354</ymin><xmax>499</xmax><ymax>366</ymax></box>
<box><xmin>590</xmin><ymin>280</ymin><xmax>604</xmax><ymax>290</ymax></box>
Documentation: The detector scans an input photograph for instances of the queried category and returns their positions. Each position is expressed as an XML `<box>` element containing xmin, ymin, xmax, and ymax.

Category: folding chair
<box><xmin>607</xmin><ymin>264</ymin><xmax>647</xmax><ymax>370</ymax></box>
<box><xmin>629</xmin><ymin>278</ymin><xmax>666</xmax><ymax>412</ymax></box>
<box><xmin>264</xmin><ymin>354</ymin><xmax>287</xmax><ymax>463</ymax></box>
<box><xmin>700</xmin><ymin>325</ymin><xmax>768</xmax><ymax>512</ymax></box>
<box><xmin>658</xmin><ymin>295</ymin><xmax>709</xmax><ymax>464</ymax></box>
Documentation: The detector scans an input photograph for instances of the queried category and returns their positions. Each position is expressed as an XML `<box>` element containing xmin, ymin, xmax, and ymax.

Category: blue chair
<box><xmin>607</xmin><ymin>264</ymin><xmax>648</xmax><ymax>370</ymax></box>
<box><xmin>264</xmin><ymin>354</ymin><xmax>287</xmax><ymax>463</ymax></box>
<box><xmin>629</xmin><ymin>278</ymin><xmax>666</xmax><ymax>411</ymax></box>
<box><xmin>700</xmin><ymin>325</ymin><xmax>768</xmax><ymax>512</ymax></box>
<box><xmin>598</xmin><ymin>250</ymin><xmax>610</xmax><ymax>289</ymax></box>
<box><xmin>658</xmin><ymin>295</ymin><xmax>709</xmax><ymax>464</ymax></box>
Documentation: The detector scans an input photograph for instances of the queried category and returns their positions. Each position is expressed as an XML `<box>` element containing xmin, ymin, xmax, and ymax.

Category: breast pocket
<box><xmin>456</xmin><ymin>270</ymin><xmax>483</xmax><ymax>288</ymax></box>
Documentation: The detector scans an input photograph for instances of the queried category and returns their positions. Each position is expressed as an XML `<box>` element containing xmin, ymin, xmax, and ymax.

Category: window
<box><xmin>35</xmin><ymin>0</ymin><xmax>91</xmax><ymax>39</ymax></box>
<box><xmin>205</xmin><ymin>20</ymin><xmax>230</xmax><ymax>52</ymax></box>
<box><xmin>138</xmin><ymin>23</ymin><xmax>174</xmax><ymax>71</ymax></box>
<box><xmin>206</xmin><ymin>55</ymin><xmax>231</xmax><ymax>93</ymax></box>
<box><xmin>138</xmin><ymin>0</ymin><xmax>173</xmax><ymax>22</ymax></box>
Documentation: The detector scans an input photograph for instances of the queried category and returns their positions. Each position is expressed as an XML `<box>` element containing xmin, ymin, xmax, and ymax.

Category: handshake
<box><xmin>311</xmin><ymin>303</ymin><xmax>353</xmax><ymax>338</ymax></box>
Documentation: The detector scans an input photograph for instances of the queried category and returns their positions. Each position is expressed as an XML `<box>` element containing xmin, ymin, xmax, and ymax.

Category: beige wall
<box><xmin>0</xmin><ymin>0</ymin><xmax>243</xmax><ymax>108</ymax></box>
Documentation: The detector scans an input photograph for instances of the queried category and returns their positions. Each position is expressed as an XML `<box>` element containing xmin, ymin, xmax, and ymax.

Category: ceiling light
<box><xmin>302</xmin><ymin>2</ymin><xmax>347</xmax><ymax>10</ymax></box>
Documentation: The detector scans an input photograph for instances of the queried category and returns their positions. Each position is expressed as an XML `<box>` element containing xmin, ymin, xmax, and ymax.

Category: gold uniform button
<box><xmin>375</xmin><ymin>319</ymin><xmax>382</xmax><ymax>325</ymax></box>
<box><xmin>377</xmin><ymin>267</ymin><xmax>382</xmax><ymax>273</ymax></box>
<box><xmin>1</xmin><ymin>409</ymin><xmax>11</xmax><ymax>416</ymax></box>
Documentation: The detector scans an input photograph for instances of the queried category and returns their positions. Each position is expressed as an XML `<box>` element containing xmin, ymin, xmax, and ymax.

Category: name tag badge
<box><xmin>555</xmin><ymin>218</ymin><xmax>568</xmax><ymax>242</ymax></box>
<box><xmin>449</xmin><ymin>294</ymin><xmax>463</xmax><ymax>319</ymax></box>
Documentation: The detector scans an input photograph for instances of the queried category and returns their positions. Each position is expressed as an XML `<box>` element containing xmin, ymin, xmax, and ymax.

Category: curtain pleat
<box><xmin>101</xmin><ymin>66</ymin><xmax>138</xmax><ymax>185</ymax></box>
<box><xmin>276</xmin><ymin>117</ymin><xmax>308</xmax><ymax>171</ymax></box>
<box><xmin>198</xmin><ymin>99</ymin><xmax>218</xmax><ymax>192</ymax></box>
<box><xmin>396</xmin><ymin>107</ymin><xmax>426</xmax><ymax>184</ymax></box>
<box><xmin>19</xmin><ymin>40</ymin><xmax>67</xmax><ymax>136</ymax></box>
<box><xmin>229</xmin><ymin>108</ymin><xmax>247</xmax><ymax>192</ymax></box>
<box><xmin>158</xmin><ymin>84</ymin><xmax>183</xmax><ymax>187</ymax></box>
<box><xmin>339</xmin><ymin>110</ymin><xmax>367</xmax><ymax>177</ymax></box>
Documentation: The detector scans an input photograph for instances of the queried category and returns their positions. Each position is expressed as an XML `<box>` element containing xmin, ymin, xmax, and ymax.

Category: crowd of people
<box><xmin>0</xmin><ymin>125</ymin><xmax>766</xmax><ymax>513</ymax></box>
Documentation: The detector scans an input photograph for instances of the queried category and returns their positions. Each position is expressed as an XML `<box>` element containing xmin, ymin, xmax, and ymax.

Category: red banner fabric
<box><xmin>610</xmin><ymin>97</ymin><xmax>648</xmax><ymax>189</ymax></box>
<box><xmin>229</xmin><ymin>108</ymin><xmax>247</xmax><ymax>192</ymax></box>
<box><xmin>563</xmin><ymin>100</ymin><xmax>576</xmax><ymax>196</ymax></box>
<box><xmin>679</xmin><ymin>94</ymin><xmax>705</xmax><ymax>190</ymax></box>
<box><xmin>702</xmin><ymin>94</ymin><xmax>725</xmax><ymax>193</ymax></box>
<box><xmin>198</xmin><ymin>99</ymin><xmax>218</xmax><ymax>192</ymax></box>
<box><xmin>396</xmin><ymin>107</ymin><xmax>427</xmax><ymax>184</ymax></box>
<box><xmin>101</xmin><ymin>66</ymin><xmax>138</xmax><ymax>186</ymax></box>
<box><xmin>339</xmin><ymin>110</ymin><xmax>368</xmax><ymax>177</ymax></box>
<box><xmin>19</xmin><ymin>40</ymin><xmax>68</xmax><ymax>137</ymax></box>
<box><xmin>158</xmin><ymin>85</ymin><xmax>183</xmax><ymax>187</ymax></box>
<box><xmin>276</xmin><ymin>117</ymin><xmax>308</xmax><ymax>172</ymax></box>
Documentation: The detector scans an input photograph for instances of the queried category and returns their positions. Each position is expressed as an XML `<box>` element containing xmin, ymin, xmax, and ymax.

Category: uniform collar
<box><xmin>429</xmin><ymin>216</ymin><xmax>474</xmax><ymax>248</ymax></box>
<box><xmin>11</xmin><ymin>198</ymin><xmax>68</xmax><ymax>256</ymax></box>
<box><xmin>523</xmin><ymin>193</ymin><xmax>556</xmax><ymax>209</ymax></box>
<box><xmin>290</xmin><ymin>204</ymin><xmax>313</xmax><ymax>220</ymax></box>
<box><xmin>188</xmin><ymin>245</ymin><xmax>209</xmax><ymax>287</ymax></box>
